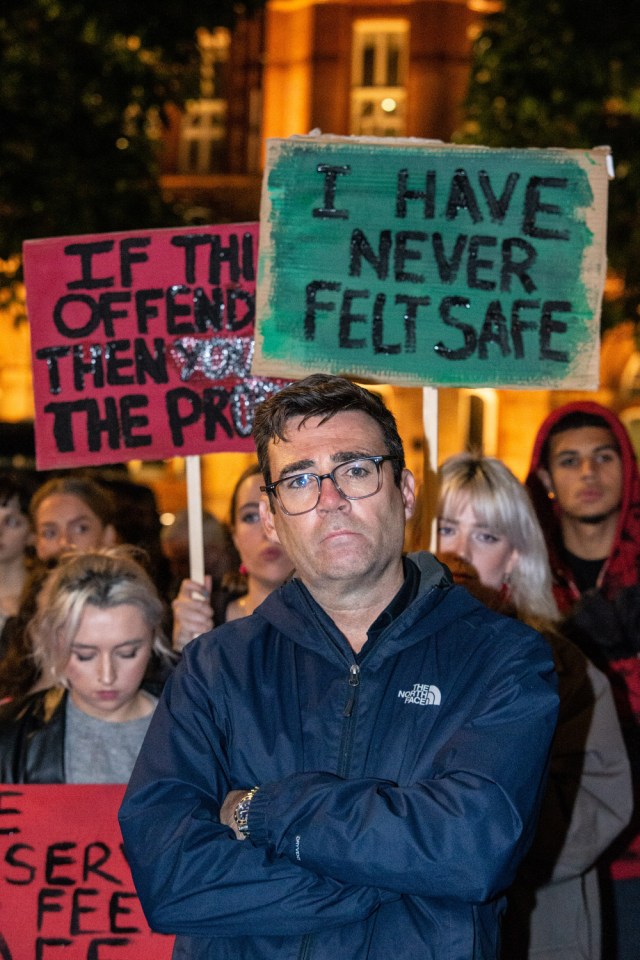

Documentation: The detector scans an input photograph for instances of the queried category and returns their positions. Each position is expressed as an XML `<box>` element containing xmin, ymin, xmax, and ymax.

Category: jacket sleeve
<box><xmin>119</xmin><ymin>660</ymin><xmax>394</xmax><ymax>938</ymax></box>
<box><xmin>247</xmin><ymin>628</ymin><xmax>559</xmax><ymax>903</ymax></box>
<box><xmin>0</xmin><ymin>688</ymin><xmax>67</xmax><ymax>784</ymax></box>
<box><xmin>517</xmin><ymin>637</ymin><xmax>632</xmax><ymax>884</ymax></box>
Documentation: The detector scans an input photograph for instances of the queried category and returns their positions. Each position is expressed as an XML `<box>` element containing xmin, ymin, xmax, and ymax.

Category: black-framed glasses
<box><xmin>261</xmin><ymin>455</ymin><xmax>398</xmax><ymax>516</ymax></box>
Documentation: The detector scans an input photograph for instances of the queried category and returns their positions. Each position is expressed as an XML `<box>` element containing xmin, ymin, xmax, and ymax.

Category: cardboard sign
<box><xmin>24</xmin><ymin>223</ymin><xmax>287</xmax><ymax>470</ymax></box>
<box><xmin>0</xmin><ymin>784</ymin><xmax>173</xmax><ymax>959</ymax></box>
<box><xmin>253</xmin><ymin>136</ymin><xmax>609</xmax><ymax>389</ymax></box>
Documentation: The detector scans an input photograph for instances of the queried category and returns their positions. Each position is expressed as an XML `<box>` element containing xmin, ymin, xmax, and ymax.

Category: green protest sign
<box><xmin>253</xmin><ymin>135</ymin><xmax>609</xmax><ymax>388</ymax></box>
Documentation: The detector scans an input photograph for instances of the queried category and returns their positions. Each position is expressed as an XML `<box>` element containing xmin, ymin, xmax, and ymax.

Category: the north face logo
<box><xmin>398</xmin><ymin>683</ymin><xmax>441</xmax><ymax>705</ymax></box>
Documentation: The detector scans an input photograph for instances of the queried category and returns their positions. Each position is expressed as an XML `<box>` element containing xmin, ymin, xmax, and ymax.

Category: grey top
<box><xmin>64</xmin><ymin>691</ymin><xmax>157</xmax><ymax>784</ymax></box>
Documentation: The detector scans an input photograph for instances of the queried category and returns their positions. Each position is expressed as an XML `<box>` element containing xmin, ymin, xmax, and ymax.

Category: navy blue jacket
<box><xmin>120</xmin><ymin>553</ymin><xmax>558</xmax><ymax>959</ymax></box>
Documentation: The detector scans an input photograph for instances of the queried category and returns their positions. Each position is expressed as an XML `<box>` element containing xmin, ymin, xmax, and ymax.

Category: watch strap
<box><xmin>233</xmin><ymin>786</ymin><xmax>259</xmax><ymax>837</ymax></box>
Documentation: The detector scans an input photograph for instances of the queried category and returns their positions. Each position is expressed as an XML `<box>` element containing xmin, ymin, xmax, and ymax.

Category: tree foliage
<box><xmin>0</xmin><ymin>0</ymin><xmax>261</xmax><ymax>259</ymax></box>
<box><xmin>456</xmin><ymin>0</ymin><xmax>640</xmax><ymax>329</ymax></box>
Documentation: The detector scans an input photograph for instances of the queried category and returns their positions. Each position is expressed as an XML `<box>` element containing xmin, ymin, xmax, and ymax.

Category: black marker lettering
<box><xmin>64</xmin><ymin>241</ymin><xmax>115</xmax><ymax>290</ymax></box>
<box><xmin>171</xmin><ymin>235</ymin><xmax>213</xmax><ymax>284</ymax></box>
<box><xmin>467</xmin><ymin>235</ymin><xmax>497</xmax><ymax>291</ymax></box>
<box><xmin>134</xmin><ymin>338</ymin><xmax>168</xmax><ymax>384</ymax></box>
<box><xmin>432</xmin><ymin>233</ymin><xmax>467</xmax><ymax>284</ymax></box>
<box><xmin>99</xmin><ymin>291</ymin><xmax>131</xmax><ymax>338</ymax></box>
<box><xmin>372</xmin><ymin>293</ymin><xmax>400</xmax><ymax>355</ymax></box>
<box><xmin>193</xmin><ymin>287</ymin><xmax>224</xmax><ymax>333</ymax></box>
<box><xmin>434</xmin><ymin>296</ymin><xmax>475</xmax><ymax>360</ymax></box>
<box><xmin>5</xmin><ymin>843</ymin><xmax>36</xmax><ymax>884</ymax></box>
<box><xmin>478</xmin><ymin>171</ymin><xmax>520</xmax><ymax>222</ymax></box>
<box><xmin>35</xmin><ymin>346</ymin><xmax>71</xmax><ymax>396</ymax></box>
<box><xmin>349</xmin><ymin>229</ymin><xmax>391</xmax><ymax>280</ymax></box>
<box><xmin>523</xmin><ymin>177</ymin><xmax>570</xmax><ymax>240</ymax></box>
<box><xmin>109</xmin><ymin>892</ymin><xmax>140</xmax><ymax>934</ymax></box>
<box><xmin>119</xmin><ymin>237</ymin><xmax>150</xmax><ymax>286</ymax></box>
<box><xmin>500</xmin><ymin>238</ymin><xmax>537</xmax><ymax>293</ymax></box>
<box><xmin>395</xmin><ymin>295</ymin><xmax>430</xmax><ymax>353</ymax></box>
<box><xmin>72</xmin><ymin>344</ymin><xmax>105</xmax><ymax>391</ymax></box>
<box><xmin>313</xmin><ymin>165</ymin><xmax>351</xmax><ymax>219</ymax></box>
<box><xmin>540</xmin><ymin>300</ymin><xmax>570</xmax><ymax>361</ymax></box>
<box><xmin>166</xmin><ymin>388</ymin><xmax>202</xmax><ymax>446</ymax></box>
<box><xmin>166</xmin><ymin>286</ymin><xmax>194</xmax><ymax>335</ymax></box>
<box><xmin>446</xmin><ymin>169</ymin><xmax>482</xmax><ymax>223</ymax></box>
<box><xmin>226</xmin><ymin>289</ymin><xmax>255</xmax><ymax>332</ymax></box>
<box><xmin>394</xmin><ymin>231</ymin><xmax>427</xmax><ymax>283</ymax></box>
<box><xmin>396</xmin><ymin>169</ymin><xmax>436</xmax><ymax>219</ymax></box>
<box><xmin>478</xmin><ymin>300</ymin><xmax>510</xmax><ymax>358</ymax></box>
<box><xmin>37</xmin><ymin>889</ymin><xmax>66</xmax><ymax>929</ymax></box>
<box><xmin>134</xmin><ymin>288</ymin><xmax>163</xmax><ymax>334</ymax></box>
<box><xmin>304</xmin><ymin>281</ymin><xmax>340</xmax><ymax>341</ymax></box>
<box><xmin>70</xmin><ymin>888</ymin><xmax>99</xmax><ymax>935</ymax></box>
<box><xmin>339</xmin><ymin>289</ymin><xmax>369</xmax><ymax>348</ymax></box>
<box><xmin>510</xmin><ymin>300</ymin><xmax>540</xmax><ymax>358</ymax></box>
<box><xmin>209</xmin><ymin>234</ymin><xmax>241</xmax><ymax>284</ymax></box>
<box><xmin>105</xmin><ymin>340</ymin><xmax>135</xmax><ymax>387</ymax></box>
<box><xmin>53</xmin><ymin>294</ymin><xmax>101</xmax><ymax>339</ymax></box>
<box><xmin>120</xmin><ymin>395</ymin><xmax>152</xmax><ymax>448</ymax></box>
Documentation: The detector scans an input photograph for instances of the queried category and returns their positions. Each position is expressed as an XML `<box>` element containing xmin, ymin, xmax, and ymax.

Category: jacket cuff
<box><xmin>246</xmin><ymin>783</ymin><xmax>274</xmax><ymax>846</ymax></box>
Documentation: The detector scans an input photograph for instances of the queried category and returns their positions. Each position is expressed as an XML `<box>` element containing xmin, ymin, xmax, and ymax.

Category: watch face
<box><xmin>234</xmin><ymin>789</ymin><xmax>258</xmax><ymax>835</ymax></box>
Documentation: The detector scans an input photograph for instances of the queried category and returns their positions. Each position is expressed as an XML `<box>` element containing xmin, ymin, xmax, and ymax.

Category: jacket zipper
<box><xmin>338</xmin><ymin>663</ymin><xmax>360</xmax><ymax>777</ymax></box>
<box><xmin>344</xmin><ymin>663</ymin><xmax>361</xmax><ymax>716</ymax></box>
<box><xmin>297</xmin><ymin>663</ymin><xmax>361</xmax><ymax>960</ymax></box>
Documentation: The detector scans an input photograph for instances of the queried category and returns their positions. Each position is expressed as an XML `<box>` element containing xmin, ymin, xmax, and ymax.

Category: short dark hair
<box><xmin>252</xmin><ymin>374</ymin><xmax>405</xmax><ymax>488</ymax></box>
<box><xmin>0</xmin><ymin>471</ymin><xmax>37</xmax><ymax>517</ymax></box>
<box><xmin>229</xmin><ymin>462</ymin><xmax>262</xmax><ymax>527</ymax></box>
<box><xmin>540</xmin><ymin>411</ymin><xmax>618</xmax><ymax>470</ymax></box>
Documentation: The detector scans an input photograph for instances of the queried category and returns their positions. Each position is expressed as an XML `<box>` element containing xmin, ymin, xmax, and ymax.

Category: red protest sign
<box><xmin>0</xmin><ymin>784</ymin><xmax>173</xmax><ymax>959</ymax></box>
<box><xmin>24</xmin><ymin>223</ymin><xmax>287</xmax><ymax>470</ymax></box>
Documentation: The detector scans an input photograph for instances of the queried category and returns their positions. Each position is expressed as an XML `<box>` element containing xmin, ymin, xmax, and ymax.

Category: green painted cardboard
<box><xmin>254</xmin><ymin>135</ymin><xmax>609</xmax><ymax>389</ymax></box>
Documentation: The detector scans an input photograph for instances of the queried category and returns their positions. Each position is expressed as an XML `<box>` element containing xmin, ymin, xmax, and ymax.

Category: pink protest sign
<box><xmin>0</xmin><ymin>784</ymin><xmax>174</xmax><ymax>958</ymax></box>
<box><xmin>24</xmin><ymin>223</ymin><xmax>287</xmax><ymax>469</ymax></box>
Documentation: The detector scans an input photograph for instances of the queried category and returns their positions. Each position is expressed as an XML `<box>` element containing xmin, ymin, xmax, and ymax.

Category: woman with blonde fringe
<box><xmin>437</xmin><ymin>452</ymin><xmax>632</xmax><ymax>960</ymax></box>
<box><xmin>0</xmin><ymin>547</ymin><xmax>175</xmax><ymax>783</ymax></box>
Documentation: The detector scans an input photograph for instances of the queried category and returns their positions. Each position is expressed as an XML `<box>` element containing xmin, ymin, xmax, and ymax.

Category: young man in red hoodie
<box><xmin>527</xmin><ymin>401</ymin><xmax>640</xmax><ymax>960</ymax></box>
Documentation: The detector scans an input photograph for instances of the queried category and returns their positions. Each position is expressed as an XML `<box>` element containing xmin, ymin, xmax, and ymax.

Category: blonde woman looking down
<box><xmin>0</xmin><ymin>548</ymin><xmax>175</xmax><ymax>783</ymax></box>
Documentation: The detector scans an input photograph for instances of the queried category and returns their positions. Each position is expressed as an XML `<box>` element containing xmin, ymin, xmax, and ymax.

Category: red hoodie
<box><xmin>526</xmin><ymin>401</ymin><xmax>640</xmax><ymax>880</ymax></box>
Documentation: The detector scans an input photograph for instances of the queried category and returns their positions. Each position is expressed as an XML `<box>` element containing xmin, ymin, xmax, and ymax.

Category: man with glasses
<box><xmin>121</xmin><ymin>373</ymin><xmax>558</xmax><ymax>960</ymax></box>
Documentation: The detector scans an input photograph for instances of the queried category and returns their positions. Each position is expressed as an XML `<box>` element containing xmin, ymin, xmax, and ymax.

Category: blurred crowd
<box><xmin>0</xmin><ymin>395</ymin><xmax>638</xmax><ymax>960</ymax></box>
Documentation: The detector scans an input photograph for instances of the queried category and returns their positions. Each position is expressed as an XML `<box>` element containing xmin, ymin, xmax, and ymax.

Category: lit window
<box><xmin>351</xmin><ymin>20</ymin><xmax>409</xmax><ymax>137</ymax></box>
<box><xmin>177</xmin><ymin>28</ymin><xmax>230</xmax><ymax>174</ymax></box>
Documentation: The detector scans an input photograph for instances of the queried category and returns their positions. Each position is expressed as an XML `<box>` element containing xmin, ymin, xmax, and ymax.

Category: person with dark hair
<box><xmin>221</xmin><ymin>462</ymin><xmax>293</xmax><ymax>622</ymax></box>
<box><xmin>171</xmin><ymin>463</ymin><xmax>292</xmax><ymax>650</ymax></box>
<box><xmin>30</xmin><ymin>475</ymin><xmax>118</xmax><ymax>563</ymax></box>
<box><xmin>527</xmin><ymin>401</ymin><xmax>640</xmax><ymax>960</ymax></box>
<box><xmin>120</xmin><ymin>373</ymin><xmax>559</xmax><ymax>960</ymax></box>
<box><xmin>0</xmin><ymin>472</ymin><xmax>36</xmax><ymax>636</ymax></box>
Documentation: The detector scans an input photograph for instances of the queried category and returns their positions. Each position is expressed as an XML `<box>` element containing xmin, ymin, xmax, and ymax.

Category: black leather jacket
<box><xmin>0</xmin><ymin>687</ymin><xmax>67</xmax><ymax>783</ymax></box>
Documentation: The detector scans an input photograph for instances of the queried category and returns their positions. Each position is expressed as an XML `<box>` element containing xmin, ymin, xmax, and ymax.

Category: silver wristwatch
<box><xmin>234</xmin><ymin>786</ymin><xmax>259</xmax><ymax>837</ymax></box>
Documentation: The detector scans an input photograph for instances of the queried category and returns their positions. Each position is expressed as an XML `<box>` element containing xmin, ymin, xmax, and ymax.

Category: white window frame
<box><xmin>350</xmin><ymin>19</ymin><xmax>409</xmax><ymax>138</ymax></box>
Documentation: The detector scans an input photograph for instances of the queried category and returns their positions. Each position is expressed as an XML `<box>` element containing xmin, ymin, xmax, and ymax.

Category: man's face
<box><xmin>539</xmin><ymin>426</ymin><xmax>623</xmax><ymax>523</ymax></box>
<box><xmin>259</xmin><ymin>411</ymin><xmax>415</xmax><ymax>592</ymax></box>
